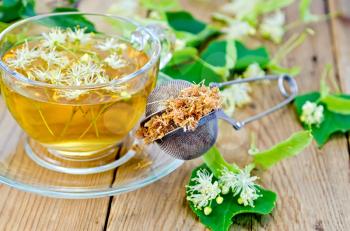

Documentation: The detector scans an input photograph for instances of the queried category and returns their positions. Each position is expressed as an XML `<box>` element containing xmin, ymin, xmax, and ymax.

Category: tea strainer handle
<box><xmin>210</xmin><ymin>74</ymin><xmax>298</xmax><ymax>130</ymax></box>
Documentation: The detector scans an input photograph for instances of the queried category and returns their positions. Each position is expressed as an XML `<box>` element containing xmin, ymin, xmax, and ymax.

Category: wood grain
<box><xmin>0</xmin><ymin>0</ymin><xmax>349</xmax><ymax>231</ymax></box>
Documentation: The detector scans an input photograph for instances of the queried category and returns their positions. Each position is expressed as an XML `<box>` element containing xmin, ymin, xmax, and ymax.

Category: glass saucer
<box><xmin>0</xmin><ymin>98</ymin><xmax>183</xmax><ymax>199</ymax></box>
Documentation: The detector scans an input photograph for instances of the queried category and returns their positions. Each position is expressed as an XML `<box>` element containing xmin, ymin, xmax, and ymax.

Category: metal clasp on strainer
<box><xmin>209</xmin><ymin>74</ymin><xmax>298</xmax><ymax>130</ymax></box>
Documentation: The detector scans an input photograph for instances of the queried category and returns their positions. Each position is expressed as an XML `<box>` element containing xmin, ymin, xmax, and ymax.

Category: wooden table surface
<box><xmin>0</xmin><ymin>0</ymin><xmax>349</xmax><ymax>230</ymax></box>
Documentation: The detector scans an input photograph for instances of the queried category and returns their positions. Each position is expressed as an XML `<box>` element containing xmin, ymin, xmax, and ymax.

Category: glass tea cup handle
<box><xmin>131</xmin><ymin>24</ymin><xmax>175</xmax><ymax>69</ymax></box>
<box><xmin>210</xmin><ymin>74</ymin><xmax>298</xmax><ymax>130</ymax></box>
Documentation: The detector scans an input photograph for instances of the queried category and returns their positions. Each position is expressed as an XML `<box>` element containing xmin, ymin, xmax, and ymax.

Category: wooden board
<box><xmin>0</xmin><ymin>0</ymin><xmax>349</xmax><ymax>231</ymax></box>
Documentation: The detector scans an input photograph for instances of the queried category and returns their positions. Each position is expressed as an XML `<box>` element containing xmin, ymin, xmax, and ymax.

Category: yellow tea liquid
<box><xmin>1</xmin><ymin>31</ymin><xmax>156</xmax><ymax>156</ymax></box>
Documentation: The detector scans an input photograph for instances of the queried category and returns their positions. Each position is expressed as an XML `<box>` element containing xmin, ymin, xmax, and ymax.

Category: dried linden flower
<box><xmin>136</xmin><ymin>84</ymin><xmax>221</xmax><ymax>143</ymax></box>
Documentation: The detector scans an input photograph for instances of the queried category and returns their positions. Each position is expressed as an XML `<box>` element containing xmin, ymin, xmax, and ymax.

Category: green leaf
<box><xmin>200</xmin><ymin>39</ymin><xmax>236</xmax><ymax>69</ymax></box>
<box><xmin>166</xmin><ymin>11</ymin><xmax>206</xmax><ymax>34</ymax></box>
<box><xmin>41</xmin><ymin>8</ymin><xmax>96</xmax><ymax>32</ymax></box>
<box><xmin>234</xmin><ymin>41</ymin><xmax>270</xmax><ymax>71</ymax></box>
<box><xmin>166</xmin><ymin>11</ymin><xmax>219</xmax><ymax>47</ymax></box>
<box><xmin>259</xmin><ymin>0</ymin><xmax>294</xmax><ymax>14</ymax></box>
<box><xmin>202</xmin><ymin>147</ymin><xmax>239</xmax><ymax>177</ymax></box>
<box><xmin>166</xmin><ymin>47</ymin><xmax>198</xmax><ymax>66</ymax></box>
<box><xmin>253</xmin><ymin>130</ymin><xmax>312</xmax><ymax>169</ymax></box>
<box><xmin>299</xmin><ymin>0</ymin><xmax>320</xmax><ymax>22</ymax></box>
<box><xmin>295</xmin><ymin>92</ymin><xmax>350</xmax><ymax>147</ymax></box>
<box><xmin>140</xmin><ymin>0</ymin><xmax>181</xmax><ymax>12</ymax></box>
<box><xmin>187</xmin><ymin>164</ymin><xmax>277</xmax><ymax>231</ymax></box>
<box><xmin>162</xmin><ymin>57</ymin><xmax>225</xmax><ymax>84</ymax></box>
<box><xmin>320</xmin><ymin>94</ymin><xmax>350</xmax><ymax>115</ymax></box>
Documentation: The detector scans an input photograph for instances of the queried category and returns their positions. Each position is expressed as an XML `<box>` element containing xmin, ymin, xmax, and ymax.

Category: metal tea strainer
<box><xmin>141</xmin><ymin>74</ymin><xmax>298</xmax><ymax>160</ymax></box>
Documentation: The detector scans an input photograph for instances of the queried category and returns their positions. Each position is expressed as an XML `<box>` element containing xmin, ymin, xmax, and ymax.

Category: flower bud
<box><xmin>204</xmin><ymin>207</ymin><xmax>212</xmax><ymax>215</ymax></box>
<box><xmin>216</xmin><ymin>196</ymin><xmax>223</xmax><ymax>204</ymax></box>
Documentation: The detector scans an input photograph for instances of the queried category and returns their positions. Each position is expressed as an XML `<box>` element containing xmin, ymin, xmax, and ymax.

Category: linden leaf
<box><xmin>252</xmin><ymin>130</ymin><xmax>312</xmax><ymax>169</ymax></box>
<box><xmin>166</xmin><ymin>47</ymin><xmax>198</xmax><ymax>66</ymax></box>
<box><xmin>187</xmin><ymin>164</ymin><xmax>277</xmax><ymax>231</ymax></box>
<box><xmin>200</xmin><ymin>40</ymin><xmax>236</xmax><ymax>70</ymax></box>
<box><xmin>299</xmin><ymin>0</ymin><xmax>320</xmax><ymax>22</ymax></box>
<box><xmin>161</xmin><ymin>57</ymin><xmax>225</xmax><ymax>84</ymax></box>
<box><xmin>166</xmin><ymin>11</ymin><xmax>219</xmax><ymax>47</ymax></box>
<box><xmin>320</xmin><ymin>94</ymin><xmax>350</xmax><ymax>115</ymax></box>
<box><xmin>234</xmin><ymin>41</ymin><xmax>270</xmax><ymax>71</ymax></box>
<box><xmin>202</xmin><ymin>146</ymin><xmax>239</xmax><ymax>177</ymax></box>
<box><xmin>140</xmin><ymin>0</ymin><xmax>181</xmax><ymax>12</ymax></box>
<box><xmin>0</xmin><ymin>0</ymin><xmax>35</xmax><ymax>22</ymax></box>
<box><xmin>166</xmin><ymin>11</ymin><xmax>206</xmax><ymax>34</ymax></box>
<box><xmin>295</xmin><ymin>92</ymin><xmax>350</xmax><ymax>147</ymax></box>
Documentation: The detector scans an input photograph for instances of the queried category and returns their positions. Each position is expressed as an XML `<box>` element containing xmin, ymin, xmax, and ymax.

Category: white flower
<box><xmin>221</xmin><ymin>19</ymin><xmax>256</xmax><ymax>40</ymax></box>
<box><xmin>58</xmin><ymin>90</ymin><xmax>87</xmax><ymax>100</ymax></box>
<box><xmin>219</xmin><ymin>0</ymin><xmax>259</xmax><ymax>20</ymax></box>
<box><xmin>186</xmin><ymin>169</ymin><xmax>221</xmax><ymax>209</ymax></box>
<box><xmin>220</xmin><ymin>81</ymin><xmax>251</xmax><ymax>115</ymax></box>
<box><xmin>40</xmin><ymin>48</ymin><xmax>69</xmax><ymax>68</ymax></box>
<box><xmin>29</xmin><ymin>68</ymin><xmax>65</xmax><ymax>84</ymax></box>
<box><xmin>41</xmin><ymin>28</ymin><xmax>67</xmax><ymax>48</ymax></box>
<box><xmin>104</xmin><ymin>53</ymin><xmax>127</xmax><ymax>69</ymax></box>
<box><xmin>6</xmin><ymin>42</ymin><xmax>40</xmax><ymax>69</ymax></box>
<box><xmin>219</xmin><ymin>166</ymin><xmax>261</xmax><ymax>207</ymax></box>
<box><xmin>300</xmin><ymin>101</ymin><xmax>324</xmax><ymax>126</ymax></box>
<box><xmin>243</xmin><ymin>63</ymin><xmax>265</xmax><ymax>78</ymax></box>
<box><xmin>67</xmin><ymin>27</ymin><xmax>91</xmax><ymax>44</ymax></box>
<box><xmin>66</xmin><ymin>61</ymin><xmax>108</xmax><ymax>86</ymax></box>
<box><xmin>260</xmin><ymin>11</ymin><xmax>285</xmax><ymax>44</ymax></box>
<box><xmin>96</xmin><ymin>38</ymin><xmax>127</xmax><ymax>51</ymax></box>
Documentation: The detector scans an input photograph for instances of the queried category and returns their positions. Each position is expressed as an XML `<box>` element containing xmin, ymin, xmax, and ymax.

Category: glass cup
<box><xmin>0</xmin><ymin>12</ymin><xmax>174</xmax><ymax>174</ymax></box>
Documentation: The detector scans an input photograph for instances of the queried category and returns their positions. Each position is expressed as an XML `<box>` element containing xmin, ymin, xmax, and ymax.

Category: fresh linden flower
<box><xmin>243</xmin><ymin>63</ymin><xmax>265</xmax><ymax>78</ymax></box>
<box><xmin>221</xmin><ymin>19</ymin><xmax>256</xmax><ymax>40</ymax></box>
<box><xmin>41</xmin><ymin>28</ymin><xmax>67</xmax><ymax>48</ymax></box>
<box><xmin>96</xmin><ymin>38</ymin><xmax>127</xmax><ymax>51</ymax></box>
<box><xmin>300</xmin><ymin>101</ymin><xmax>324</xmax><ymax>126</ymax></box>
<box><xmin>29</xmin><ymin>68</ymin><xmax>65</xmax><ymax>84</ymax></box>
<box><xmin>219</xmin><ymin>166</ymin><xmax>261</xmax><ymax>207</ymax></box>
<box><xmin>67</xmin><ymin>27</ymin><xmax>91</xmax><ymax>44</ymax></box>
<box><xmin>220</xmin><ymin>81</ymin><xmax>251</xmax><ymax>115</ymax></box>
<box><xmin>186</xmin><ymin>169</ymin><xmax>221</xmax><ymax>210</ymax></box>
<box><xmin>104</xmin><ymin>53</ymin><xmax>127</xmax><ymax>69</ymax></box>
<box><xmin>66</xmin><ymin>61</ymin><xmax>108</xmax><ymax>86</ymax></box>
<box><xmin>219</xmin><ymin>0</ymin><xmax>259</xmax><ymax>21</ymax></box>
<box><xmin>260</xmin><ymin>11</ymin><xmax>286</xmax><ymax>44</ymax></box>
<box><xmin>40</xmin><ymin>48</ymin><xmax>69</xmax><ymax>68</ymax></box>
<box><xmin>6</xmin><ymin>41</ymin><xmax>40</xmax><ymax>69</ymax></box>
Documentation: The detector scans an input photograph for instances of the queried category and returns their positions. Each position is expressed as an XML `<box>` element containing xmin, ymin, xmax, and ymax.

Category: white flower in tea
<box><xmin>6</xmin><ymin>41</ymin><xmax>40</xmax><ymax>69</ymax></box>
<box><xmin>96</xmin><ymin>38</ymin><xmax>127</xmax><ymax>51</ymax></box>
<box><xmin>104</xmin><ymin>53</ymin><xmax>127</xmax><ymax>69</ymax></box>
<box><xmin>243</xmin><ymin>63</ymin><xmax>265</xmax><ymax>79</ymax></box>
<box><xmin>219</xmin><ymin>166</ymin><xmax>261</xmax><ymax>207</ymax></box>
<box><xmin>41</xmin><ymin>28</ymin><xmax>67</xmax><ymax>48</ymax></box>
<box><xmin>40</xmin><ymin>48</ymin><xmax>69</xmax><ymax>68</ymax></box>
<box><xmin>29</xmin><ymin>68</ymin><xmax>65</xmax><ymax>84</ymax></box>
<box><xmin>260</xmin><ymin>11</ymin><xmax>285</xmax><ymax>44</ymax></box>
<box><xmin>300</xmin><ymin>101</ymin><xmax>324</xmax><ymax>126</ymax></box>
<box><xmin>186</xmin><ymin>169</ymin><xmax>221</xmax><ymax>212</ymax></box>
<box><xmin>67</xmin><ymin>27</ymin><xmax>91</xmax><ymax>44</ymax></box>
<box><xmin>67</xmin><ymin>61</ymin><xmax>108</xmax><ymax>86</ymax></box>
